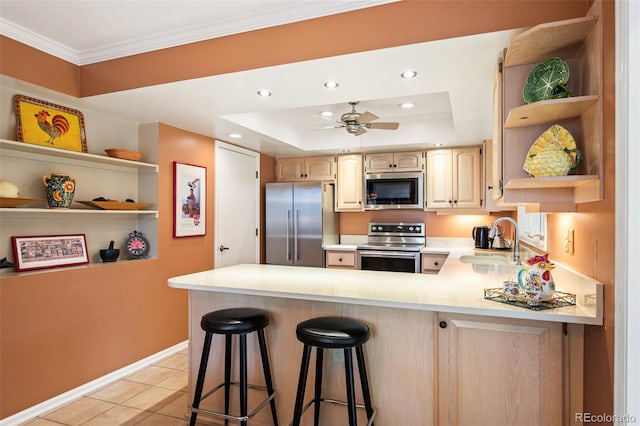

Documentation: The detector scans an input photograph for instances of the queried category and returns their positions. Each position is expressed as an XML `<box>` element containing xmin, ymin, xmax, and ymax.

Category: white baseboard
<box><xmin>0</xmin><ymin>340</ymin><xmax>188</xmax><ymax>426</ymax></box>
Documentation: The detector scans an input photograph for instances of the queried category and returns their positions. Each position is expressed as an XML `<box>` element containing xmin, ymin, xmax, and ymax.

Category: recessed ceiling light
<box><xmin>257</xmin><ymin>89</ymin><xmax>271</xmax><ymax>97</ymax></box>
<box><xmin>229</xmin><ymin>133</ymin><xmax>242</xmax><ymax>139</ymax></box>
<box><xmin>433</xmin><ymin>143</ymin><xmax>444</xmax><ymax>147</ymax></box>
<box><xmin>401</xmin><ymin>70</ymin><xmax>418</xmax><ymax>79</ymax></box>
<box><xmin>320</xmin><ymin>111</ymin><xmax>334</xmax><ymax>117</ymax></box>
<box><xmin>323</xmin><ymin>80</ymin><xmax>339</xmax><ymax>88</ymax></box>
<box><xmin>399</xmin><ymin>102</ymin><xmax>415</xmax><ymax>109</ymax></box>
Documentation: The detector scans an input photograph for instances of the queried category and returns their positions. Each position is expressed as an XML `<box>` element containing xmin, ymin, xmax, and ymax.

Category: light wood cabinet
<box><xmin>335</xmin><ymin>154</ymin><xmax>363</xmax><ymax>211</ymax></box>
<box><xmin>426</xmin><ymin>147</ymin><xmax>482</xmax><ymax>210</ymax></box>
<box><xmin>483</xmin><ymin>139</ymin><xmax>516</xmax><ymax>212</ymax></box>
<box><xmin>275</xmin><ymin>155</ymin><xmax>335</xmax><ymax>182</ymax></box>
<box><xmin>364</xmin><ymin>151</ymin><xmax>424</xmax><ymax>173</ymax></box>
<box><xmin>437</xmin><ymin>313</ymin><xmax>583</xmax><ymax>425</ymax></box>
<box><xmin>325</xmin><ymin>250</ymin><xmax>356</xmax><ymax>269</ymax></box>
<box><xmin>500</xmin><ymin>1</ymin><xmax>602</xmax><ymax>212</ymax></box>
<box><xmin>421</xmin><ymin>253</ymin><xmax>448</xmax><ymax>274</ymax></box>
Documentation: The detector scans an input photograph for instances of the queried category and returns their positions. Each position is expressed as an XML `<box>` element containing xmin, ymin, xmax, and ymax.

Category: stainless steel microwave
<box><xmin>364</xmin><ymin>172</ymin><xmax>424</xmax><ymax>210</ymax></box>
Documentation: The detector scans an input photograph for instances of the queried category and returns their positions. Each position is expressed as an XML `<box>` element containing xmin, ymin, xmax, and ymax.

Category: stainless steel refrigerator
<box><xmin>266</xmin><ymin>182</ymin><xmax>337</xmax><ymax>267</ymax></box>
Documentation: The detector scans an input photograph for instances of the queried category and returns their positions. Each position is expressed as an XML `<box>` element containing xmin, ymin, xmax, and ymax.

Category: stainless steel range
<box><xmin>356</xmin><ymin>222</ymin><xmax>425</xmax><ymax>273</ymax></box>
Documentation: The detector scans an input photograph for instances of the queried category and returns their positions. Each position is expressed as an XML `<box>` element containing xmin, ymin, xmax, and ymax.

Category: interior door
<box><xmin>214</xmin><ymin>141</ymin><xmax>260</xmax><ymax>268</ymax></box>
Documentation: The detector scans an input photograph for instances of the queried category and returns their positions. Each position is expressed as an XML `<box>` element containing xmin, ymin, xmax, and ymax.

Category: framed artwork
<box><xmin>14</xmin><ymin>95</ymin><xmax>88</xmax><ymax>153</ymax></box>
<box><xmin>11</xmin><ymin>234</ymin><xmax>89</xmax><ymax>271</ymax></box>
<box><xmin>173</xmin><ymin>161</ymin><xmax>206</xmax><ymax>237</ymax></box>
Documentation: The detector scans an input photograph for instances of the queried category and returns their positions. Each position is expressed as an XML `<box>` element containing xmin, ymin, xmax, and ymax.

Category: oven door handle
<box><xmin>358</xmin><ymin>250</ymin><xmax>419</xmax><ymax>258</ymax></box>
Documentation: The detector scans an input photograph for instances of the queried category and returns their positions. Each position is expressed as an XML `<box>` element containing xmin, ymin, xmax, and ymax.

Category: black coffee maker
<box><xmin>472</xmin><ymin>226</ymin><xmax>490</xmax><ymax>249</ymax></box>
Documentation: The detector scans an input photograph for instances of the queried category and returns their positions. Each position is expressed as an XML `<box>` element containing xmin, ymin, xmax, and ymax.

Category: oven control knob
<box><xmin>408</xmin><ymin>227</ymin><xmax>414</xmax><ymax>231</ymax></box>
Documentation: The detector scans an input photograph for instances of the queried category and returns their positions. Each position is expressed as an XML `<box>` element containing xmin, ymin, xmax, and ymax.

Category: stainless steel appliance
<box><xmin>364</xmin><ymin>172</ymin><xmax>424</xmax><ymax>210</ymax></box>
<box><xmin>357</xmin><ymin>222</ymin><xmax>425</xmax><ymax>273</ymax></box>
<box><xmin>266</xmin><ymin>182</ymin><xmax>337</xmax><ymax>267</ymax></box>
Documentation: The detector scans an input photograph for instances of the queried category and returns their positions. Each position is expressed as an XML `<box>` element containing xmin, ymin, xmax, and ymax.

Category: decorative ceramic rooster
<box><xmin>518</xmin><ymin>253</ymin><xmax>556</xmax><ymax>302</ymax></box>
<box><xmin>34</xmin><ymin>109</ymin><xmax>69</xmax><ymax>144</ymax></box>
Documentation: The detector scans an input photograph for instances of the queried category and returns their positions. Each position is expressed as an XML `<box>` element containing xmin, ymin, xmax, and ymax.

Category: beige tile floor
<box><xmin>21</xmin><ymin>349</ymin><xmax>215</xmax><ymax>426</ymax></box>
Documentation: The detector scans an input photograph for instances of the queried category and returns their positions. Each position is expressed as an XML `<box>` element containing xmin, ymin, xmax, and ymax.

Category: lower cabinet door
<box><xmin>437</xmin><ymin>313</ymin><xmax>564</xmax><ymax>426</ymax></box>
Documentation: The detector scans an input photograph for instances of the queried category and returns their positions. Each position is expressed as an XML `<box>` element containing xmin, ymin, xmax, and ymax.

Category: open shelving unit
<box><xmin>0</xmin><ymin>138</ymin><xmax>159</xmax><ymax>266</ymax></box>
<box><xmin>500</xmin><ymin>4</ymin><xmax>603</xmax><ymax>212</ymax></box>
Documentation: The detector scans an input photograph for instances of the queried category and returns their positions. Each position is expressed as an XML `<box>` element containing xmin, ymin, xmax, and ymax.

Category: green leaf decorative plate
<box><xmin>523</xmin><ymin>57</ymin><xmax>571</xmax><ymax>104</ymax></box>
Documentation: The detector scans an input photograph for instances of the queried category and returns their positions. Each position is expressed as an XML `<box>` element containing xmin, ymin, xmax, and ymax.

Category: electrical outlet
<box><xmin>564</xmin><ymin>228</ymin><xmax>574</xmax><ymax>255</ymax></box>
<box><xmin>332</xmin><ymin>349</ymin><xmax>344</xmax><ymax>363</ymax></box>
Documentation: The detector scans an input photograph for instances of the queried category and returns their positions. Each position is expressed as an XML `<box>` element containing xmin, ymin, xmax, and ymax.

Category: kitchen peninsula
<box><xmin>169</xmin><ymin>253</ymin><xmax>601</xmax><ymax>425</ymax></box>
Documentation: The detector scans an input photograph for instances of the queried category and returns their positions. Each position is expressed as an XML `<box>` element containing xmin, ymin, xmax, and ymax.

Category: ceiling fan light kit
<box><xmin>334</xmin><ymin>101</ymin><xmax>400</xmax><ymax>136</ymax></box>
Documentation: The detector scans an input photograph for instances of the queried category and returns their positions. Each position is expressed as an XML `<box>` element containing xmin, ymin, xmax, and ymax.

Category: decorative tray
<box><xmin>0</xmin><ymin>197</ymin><xmax>37</xmax><ymax>208</ymax></box>
<box><xmin>105</xmin><ymin>149</ymin><xmax>142</xmax><ymax>161</ymax></box>
<box><xmin>484</xmin><ymin>288</ymin><xmax>576</xmax><ymax>311</ymax></box>
<box><xmin>77</xmin><ymin>200</ymin><xmax>153</xmax><ymax>210</ymax></box>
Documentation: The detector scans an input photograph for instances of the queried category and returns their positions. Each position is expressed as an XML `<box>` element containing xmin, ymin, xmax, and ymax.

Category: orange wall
<box><xmin>0</xmin><ymin>124</ymin><xmax>216</xmax><ymax>418</ymax></box>
<box><xmin>0</xmin><ymin>36</ymin><xmax>80</xmax><ymax>96</ymax></box>
<box><xmin>545</xmin><ymin>0</ymin><xmax>616</xmax><ymax>415</ymax></box>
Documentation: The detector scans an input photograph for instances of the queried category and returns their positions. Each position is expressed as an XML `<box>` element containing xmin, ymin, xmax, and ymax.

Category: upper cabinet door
<box><xmin>335</xmin><ymin>154</ymin><xmax>363</xmax><ymax>211</ymax></box>
<box><xmin>305</xmin><ymin>156</ymin><xmax>336</xmax><ymax>181</ymax></box>
<box><xmin>364</xmin><ymin>152</ymin><xmax>395</xmax><ymax>173</ymax></box>
<box><xmin>452</xmin><ymin>147</ymin><xmax>482</xmax><ymax>209</ymax></box>
<box><xmin>365</xmin><ymin>151</ymin><xmax>424</xmax><ymax>173</ymax></box>
<box><xmin>426</xmin><ymin>149</ymin><xmax>453</xmax><ymax>209</ymax></box>
<box><xmin>276</xmin><ymin>158</ymin><xmax>305</xmax><ymax>181</ymax></box>
<box><xmin>276</xmin><ymin>156</ymin><xmax>336</xmax><ymax>182</ymax></box>
<box><xmin>394</xmin><ymin>151</ymin><xmax>424</xmax><ymax>172</ymax></box>
<box><xmin>426</xmin><ymin>147</ymin><xmax>482</xmax><ymax>210</ymax></box>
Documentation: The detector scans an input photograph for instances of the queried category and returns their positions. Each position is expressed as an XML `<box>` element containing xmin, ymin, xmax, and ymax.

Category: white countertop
<box><xmin>168</xmin><ymin>248</ymin><xmax>602</xmax><ymax>325</ymax></box>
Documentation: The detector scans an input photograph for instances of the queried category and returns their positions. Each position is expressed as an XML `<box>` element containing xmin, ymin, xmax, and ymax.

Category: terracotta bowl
<box><xmin>105</xmin><ymin>149</ymin><xmax>142</xmax><ymax>161</ymax></box>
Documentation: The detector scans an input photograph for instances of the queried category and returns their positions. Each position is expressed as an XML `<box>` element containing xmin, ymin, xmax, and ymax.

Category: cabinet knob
<box><xmin>338</xmin><ymin>257</ymin><xmax>343</xmax><ymax>262</ymax></box>
<box><xmin>434</xmin><ymin>262</ymin><xmax>439</xmax><ymax>266</ymax></box>
<box><xmin>439</xmin><ymin>321</ymin><xmax>447</xmax><ymax>329</ymax></box>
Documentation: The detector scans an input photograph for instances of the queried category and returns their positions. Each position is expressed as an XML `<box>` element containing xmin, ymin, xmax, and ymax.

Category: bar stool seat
<box><xmin>190</xmin><ymin>307</ymin><xmax>278</xmax><ymax>426</ymax></box>
<box><xmin>292</xmin><ymin>316</ymin><xmax>375</xmax><ymax>426</ymax></box>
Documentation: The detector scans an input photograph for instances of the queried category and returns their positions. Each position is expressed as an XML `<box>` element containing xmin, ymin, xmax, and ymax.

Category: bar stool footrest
<box><xmin>293</xmin><ymin>397</ymin><xmax>376</xmax><ymax>426</ymax></box>
<box><xmin>192</xmin><ymin>381</ymin><xmax>276</xmax><ymax>422</ymax></box>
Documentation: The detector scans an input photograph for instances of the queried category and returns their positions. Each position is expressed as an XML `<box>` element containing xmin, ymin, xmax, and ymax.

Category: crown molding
<box><xmin>0</xmin><ymin>1</ymin><xmax>396</xmax><ymax>66</ymax></box>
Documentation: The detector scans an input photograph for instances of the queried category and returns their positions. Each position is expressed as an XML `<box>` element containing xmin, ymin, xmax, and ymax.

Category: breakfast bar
<box><xmin>168</xmin><ymin>255</ymin><xmax>602</xmax><ymax>425</ymax></box>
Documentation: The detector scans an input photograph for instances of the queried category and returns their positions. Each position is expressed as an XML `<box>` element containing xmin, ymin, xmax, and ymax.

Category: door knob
<box><xmin>219</xmin><ymin>245</ymin><xmax>230</xmax><ymax>252</ymax></box>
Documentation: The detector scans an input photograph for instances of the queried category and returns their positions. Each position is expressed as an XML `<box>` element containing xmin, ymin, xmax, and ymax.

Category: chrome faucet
<box><xmin>490</xmin><ymin>217</ymin><xmax>521</xmax><ymax>265</ymax></box>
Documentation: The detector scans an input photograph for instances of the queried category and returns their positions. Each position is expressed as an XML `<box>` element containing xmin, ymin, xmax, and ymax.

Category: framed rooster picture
<box><xmin>14</xmin><ymin>95</ymin><xmax>87</xmax><ymax>153</ymax></box>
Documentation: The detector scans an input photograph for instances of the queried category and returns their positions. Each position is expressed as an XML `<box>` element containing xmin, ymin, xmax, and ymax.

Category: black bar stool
<box><xmin>190</xmin><ymin>307</ymin><xmax>278</xmax><ymax>426</ymax></box>
<box><xmin>292</xmin><ymin>316</ymin><xmax>375</xmax><ymax>426</ymax></box>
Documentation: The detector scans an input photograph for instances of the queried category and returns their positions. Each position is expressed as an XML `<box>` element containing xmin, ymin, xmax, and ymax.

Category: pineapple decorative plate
<box><xmin>523</xmin><ymin>124</ymin><xmax>582</xmax><ymax>178</ymax></box>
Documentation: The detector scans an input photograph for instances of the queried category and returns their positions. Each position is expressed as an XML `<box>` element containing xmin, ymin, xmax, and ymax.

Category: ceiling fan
<box><xmin>332</xmin><ymin>101</ymin><xmax>399</xmax><ymax>136</ymax></box>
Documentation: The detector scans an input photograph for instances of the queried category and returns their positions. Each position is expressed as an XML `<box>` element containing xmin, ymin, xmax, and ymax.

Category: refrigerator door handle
<box><xmin>287</xmin><ymin>210</ymin><xmax>292</xmax><ymax>261</ymax></box>
<box><xmin>294</xmin><ymin>209</ymin><xmax>299</xmax><ymax>261</ymax></box>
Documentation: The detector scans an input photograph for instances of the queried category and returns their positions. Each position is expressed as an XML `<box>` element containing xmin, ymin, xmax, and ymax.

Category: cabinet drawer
<box><xmin>326</xmin><ymin>251</ymin><xmax>356</xmax><ymax>269</ymax></box>
<box><xmin>422</xmin><ymin>253</ymin><xmax>448</xmax><ymax>274</ymax></box>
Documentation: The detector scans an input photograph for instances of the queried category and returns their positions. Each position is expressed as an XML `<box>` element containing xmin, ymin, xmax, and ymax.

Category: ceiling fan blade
<box><xmin>366</xmin><ymin>122</ymin><xmax>399</xmax><ymax>130</ymax></box>
<box><xmin>354</xmin><ymin>127</ymin><xmax>367</xmax><ymax>136</ymax></box>
<box><xmin>358</xmin><ymin>111</ymin><xmax>379</xmax><ymax>124</ymax></box>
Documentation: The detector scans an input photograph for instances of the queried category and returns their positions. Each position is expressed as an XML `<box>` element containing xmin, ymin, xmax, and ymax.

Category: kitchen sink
<box><xmin>458</xmin><ymin>254</ymin><xmax>510</xmax><ymax>265</ymax></box>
